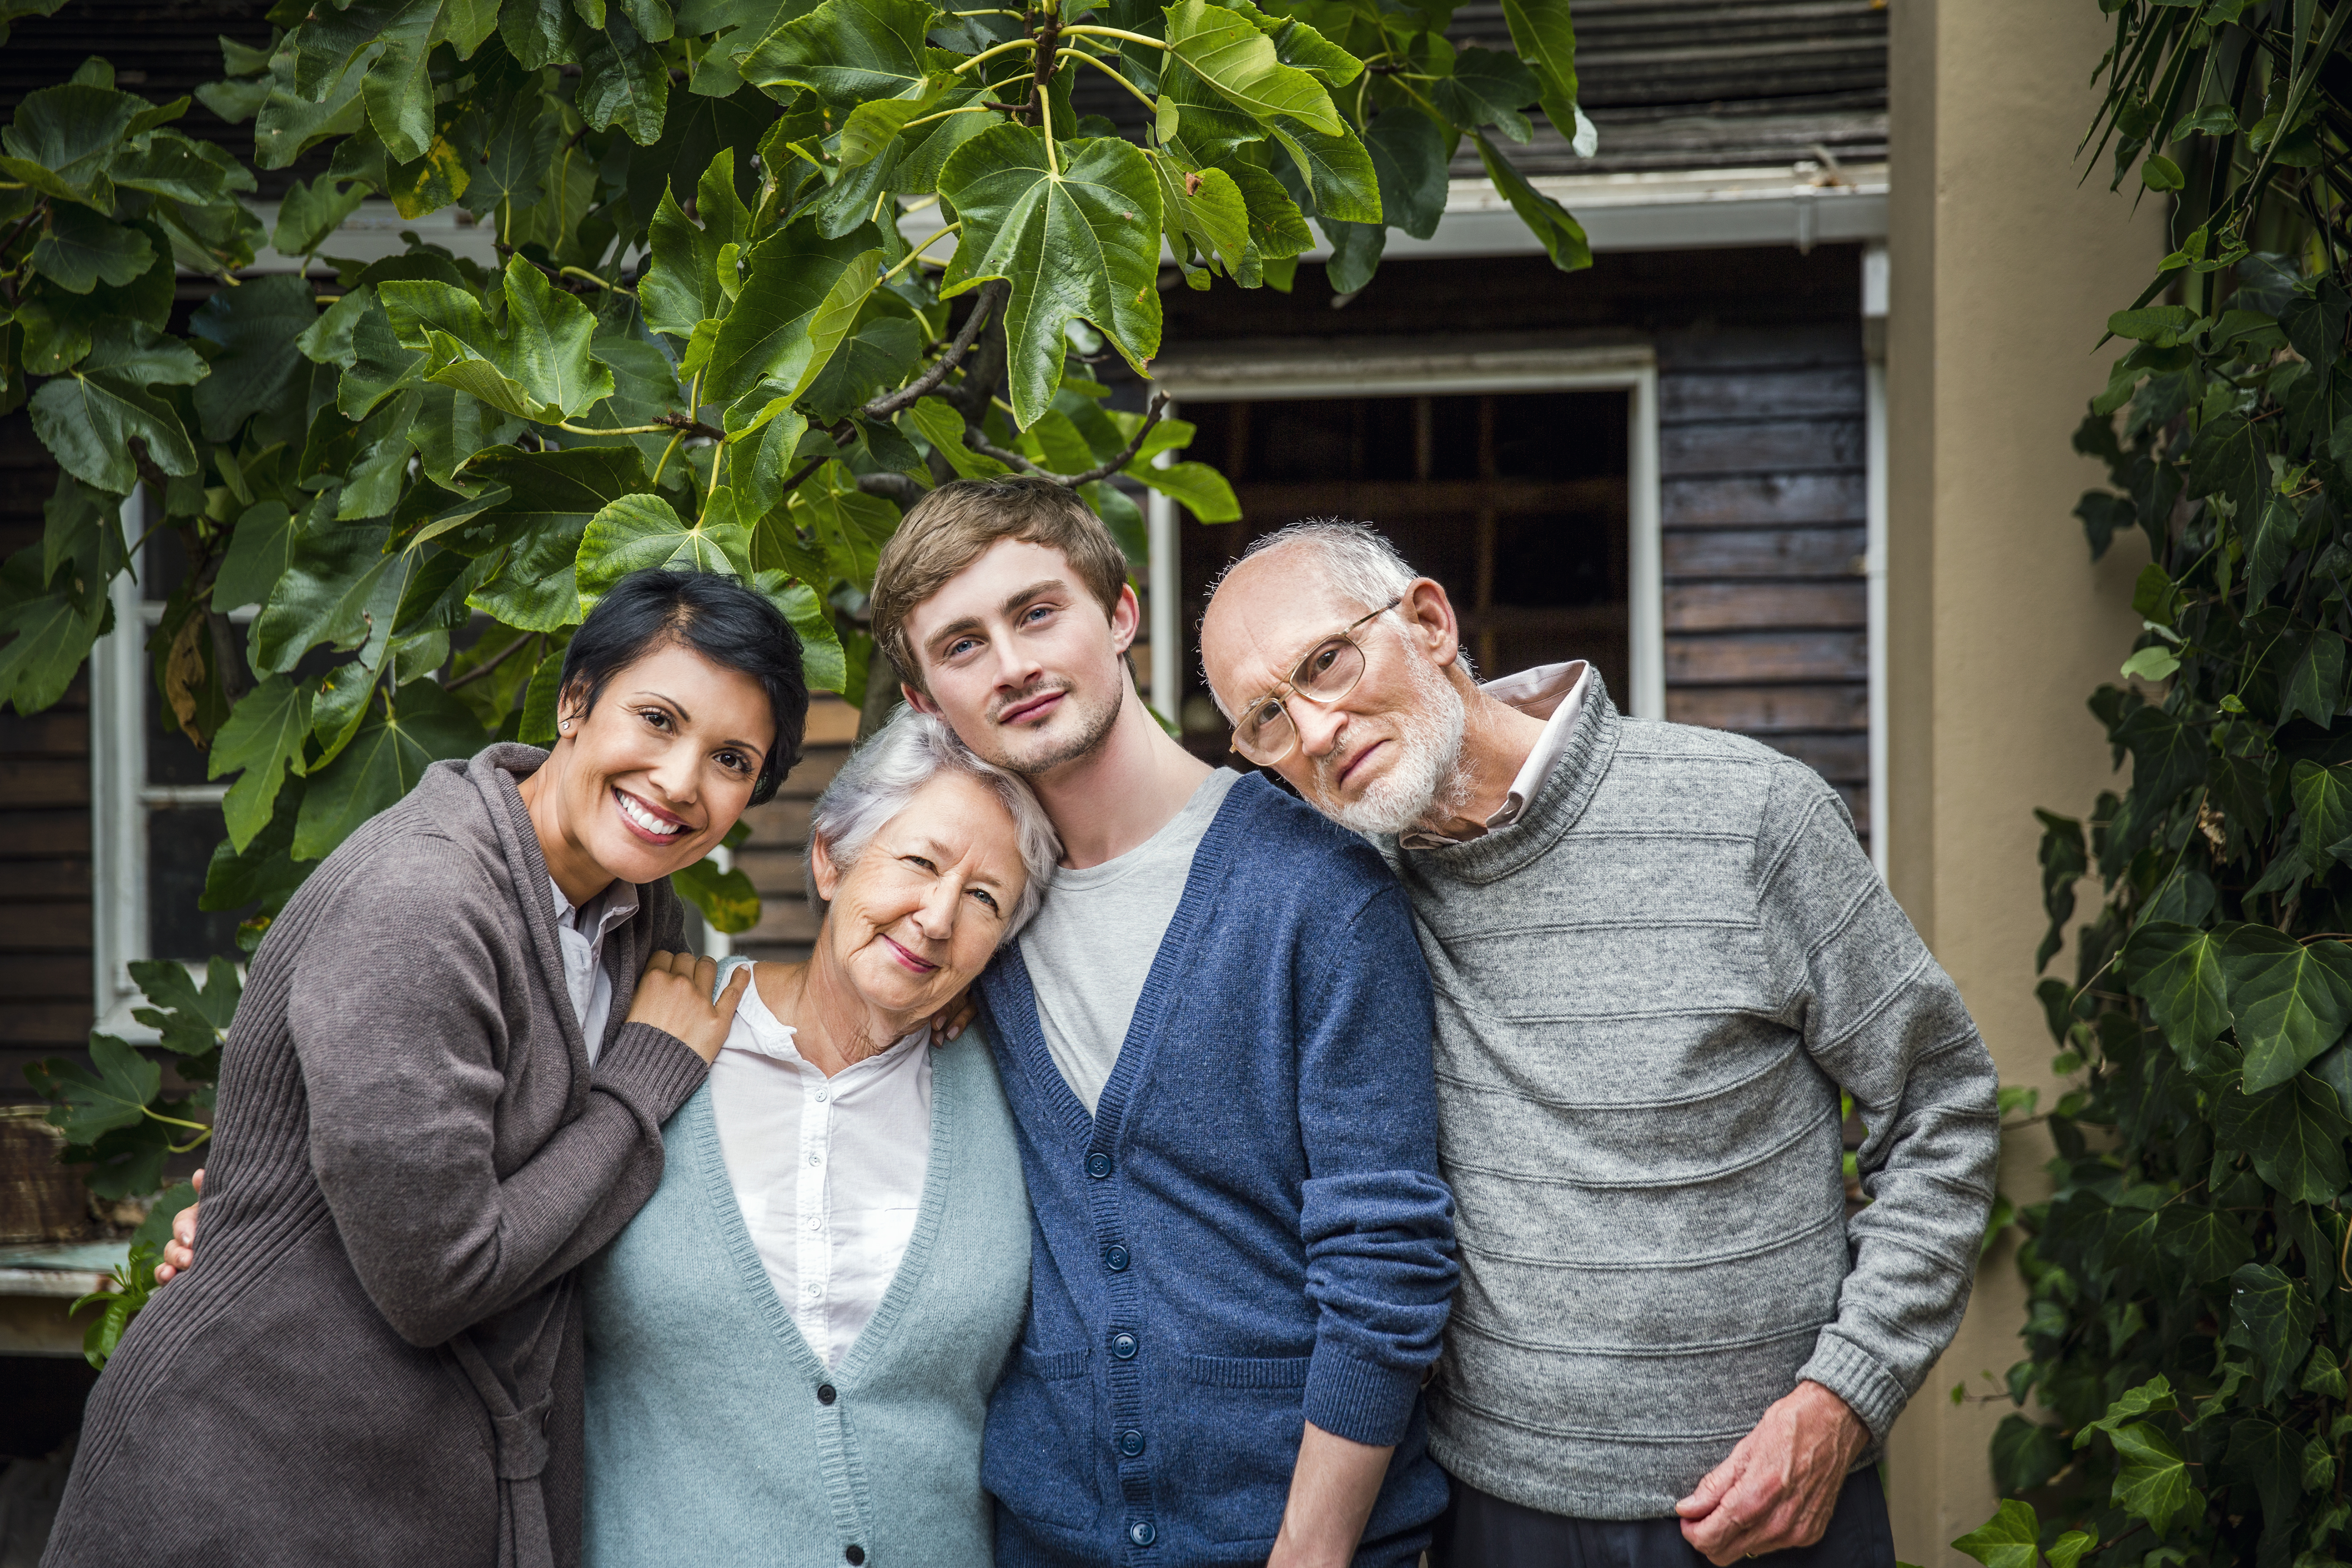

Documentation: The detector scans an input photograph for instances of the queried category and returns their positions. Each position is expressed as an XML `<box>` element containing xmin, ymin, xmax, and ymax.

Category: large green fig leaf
<box><xmin>382</xmin><ymin>255</ymin><xmax>615</xmax><ymax>423</ymax></box>
<box><xmin>461</xmin><ymin>445</ymin><xmax>652</xmax><ymax>630</ymax></box>
<box><xmin>0</xmin><ymin>84</ymin><xmax>139</xmax><ymax>208</ymax></box>
<box><xmin>210</xmin><ymin>675</ymin><xmax>314</xmax><ymax>851</ymax></box>
<box><xmin>642</xmin><ymin>148</ymin><xmax>752</xmax><ymax>340</ymax></box>
<box><xmin>294</xmin><ymin>678</ymin><xmax>485</xmax><ymax>861</ymax></box>
<box><xmin>701</xmin><ymin>224</ymin><xmax>874</xmax><ymax>416</ymax></box>
<box><xmin>577</xmin><ymin>491</ymin><xmax>753</xmax><ymax>602</ymax></box>
<box><xmin>740</xmin><ymin>0</ymin><xmax>936</xmax><ymax>109</ymax></box>
<box><xmin>1497</xmin><ymin>0</ymin><xmax>1581</xmax><ymax>141</ymax></box>
<box><xmin>28</xmin><ymin>370</ymin><xmax>199</xmax><ymax>493</ymax></box>
<box><xmin>1163</xmin><ymin>0</ymin><xmax>1342</xmax><ymax>135</ymax></box>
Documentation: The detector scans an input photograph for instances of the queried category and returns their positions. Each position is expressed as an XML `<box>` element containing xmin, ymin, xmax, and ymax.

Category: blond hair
<box><xmin>870</xmin><ymin>477</ymin><xmax>1130</xmax><ymax>694</ymax></box>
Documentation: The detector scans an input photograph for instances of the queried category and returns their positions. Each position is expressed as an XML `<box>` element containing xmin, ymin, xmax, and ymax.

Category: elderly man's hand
<box><xmin>1674</xmin><ymin>1381</ymin><xmax>1869</xmax><ymax>1564</ymax></box>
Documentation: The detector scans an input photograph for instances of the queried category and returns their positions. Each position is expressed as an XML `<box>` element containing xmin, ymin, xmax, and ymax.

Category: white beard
<box><xmin>1315</xmin><ymin>643</ymin><xmax>1468</xmax><ymax>837</ymax></box>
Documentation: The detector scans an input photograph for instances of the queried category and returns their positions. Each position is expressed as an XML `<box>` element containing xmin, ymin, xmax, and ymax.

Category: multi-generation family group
<box><xmin>37</xmin><ymin>477</ymin><xmax>1998</xmax><ymax>1568</ymax></box>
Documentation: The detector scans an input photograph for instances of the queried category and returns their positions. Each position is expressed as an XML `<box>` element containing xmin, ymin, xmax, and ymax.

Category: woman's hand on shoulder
<box><xmin>628</xmin><ymin>952</ymin><xmax>750</xmax><ymax>1065</ymax></box>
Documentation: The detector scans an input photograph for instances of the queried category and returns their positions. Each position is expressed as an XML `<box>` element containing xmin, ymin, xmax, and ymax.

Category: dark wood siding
<box><xmin>1659</xmin><ymin>324</ymin><xmax>1870</xmax><ymax>839</ymax></box>
<box><xmin>0</xmin><ymin>419</ymin><xmax>91</xmax><ymax>1099</ymax></box>
<box><xmin>729</xmin><ymin>700</ymin><xmax>859</xmax><ymax>971</ymax></box>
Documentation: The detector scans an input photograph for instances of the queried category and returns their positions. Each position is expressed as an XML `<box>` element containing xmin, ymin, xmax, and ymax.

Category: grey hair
<box><xmin>1205</xmin><ymin>520</ymin><xmax>1428</xmax><ymax>720</ymax></box>
<box><xmin>806</xmin><ymin>706</ymin><xmax>1061</xmax><ymax>943</ymax></box>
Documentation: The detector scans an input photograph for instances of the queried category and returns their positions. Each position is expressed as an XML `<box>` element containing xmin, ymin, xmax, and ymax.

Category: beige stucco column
<box><xmin>1880</xmin><ymin>0</ymin><xmax>2162</xmax><ymax>1560</ymax></box>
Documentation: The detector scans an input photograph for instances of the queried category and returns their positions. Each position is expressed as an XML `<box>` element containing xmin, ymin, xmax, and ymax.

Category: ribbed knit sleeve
<box><xmin>288</xmin><ymin>839</ymin><xmax>707</xmax><ymax>1349</ymax></box>
<box><xmin>1295</xmin><ymin>881</ymin><xmax>1460</xmax><ymax>1448</ymax></box>
<box><xmin>1754</xmin><ymin>761</ymin><xmax>2001</xmax><ymax>1440</ymax></box>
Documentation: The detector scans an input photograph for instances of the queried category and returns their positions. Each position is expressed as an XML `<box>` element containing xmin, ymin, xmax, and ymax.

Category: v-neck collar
<box><xmin>987</xmin><ymin>773</ymin><xmax>1263</xmax><ymax>1149</ymax></box>
<box><xmin>682</xmin><ymin>1032</ymin><xmax>969</xmax><ymax>1387</ymax></box>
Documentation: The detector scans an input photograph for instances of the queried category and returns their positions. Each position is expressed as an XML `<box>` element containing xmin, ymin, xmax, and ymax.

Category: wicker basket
<box><xmin>0</xmin><ymin>1106</ymin><xmax>93</xmax><ymax>1245</ymax></box>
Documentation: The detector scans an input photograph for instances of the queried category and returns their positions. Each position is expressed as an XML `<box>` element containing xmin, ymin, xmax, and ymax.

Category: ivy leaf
<box><xmin>2233</xmin><ymin>1263</ymin><xmax>2321</xmax><ymax>1404</ymax></box>
<box><xmin>2115</xmin><ymin>703</ymin><xmax>2207</xmax><ymax>804</ymax></box>
<box><xmin>1951</xmin><ymin>1499</ymin><xmax>2041</xmax><ymax>1568</ymax></box>
<box><xmin>188</xmin><ymin>273</ymin><xmax>321</xmax><ymax>443</ymax></box>
<box><xmin>461</xmin><ymin>445</ymin><xmax>651</xmax><ymax>631</ymax></box>
<box><xmin>2225</xmin><ymin>1417</ymin><xmax>2311</xmax><ymax>1554</ymax></box>
<box><xmin>2157</xmin><ymin>1205</ymin><xmax>2256</xmax><ymax>1281</ymax></box>
<box><xmin>2215</xmin><ymin>1073</ymin><xmax>2350</xmax><ymax>1203</ymax></box>
<box><xmin>701</xmin><ymin>223</ymin><xmax>875</xmax><ymax>417</ymax></box>
<box><xmin>382</xmin><ymin>255</ymin><xmax>615</xmax><ymax>423</ymax></box>
<box><xmin>30</xmin><ymin>205</ymin><xmax>155</xmax><ymax>293</ymax></box>
<box><xmin>2074</xmin><ymin>1375</ymin><xmax>2177</xmax><ymax>1447</ymax></box>
<box><xmin>939</xmin><ymin>125</ymin><xmax>1164</xmax><ymax>427</ymax></box>
<box><xmin>1991</xmin><ymin>1415</ymin><xmax>2073</xmax><ymax>1494</ymax></box>
<box><xmin>1365</xmin><ymin>108</ymin><xmax>1449</xmax><ymax>241</ymax></box>
<box><xmin>1496</xmin><ymin>0</ymin><xmax>1580</xmax><ymax>141</ymax></box>
<box><xmin>30</xmin><ymin>1035</ymin><xmax>160</xmax><ymax>1144</ymax></box>
<box><xmin>2110</xmin><ymin>1421</ymin><xmax>2200</xmax><ymax>1537</ymax></box>
<box><xmin>2220</xmin><ymin>926</ymin><xmax>2352</xmax><ymax>1093</ymax></box>
<box><xmin>210</xmin><ymin>675</ymin><xmax>315</xmax><ymax>852</ymax></box>
<box><xmin>671</xmin><ymin>854</ymin><xmax>760</xmax><ymax>933</ymax></box>
<box><xmin>2283</xmin><ymin>629</ymin><xmax>2346</xmax><ymax>729</ymax></box>
<box><xmin>27</xmin><ymin>370</ymin><xmax>200</xmax><ymax>493</ymax></box>
<box><xmin>642</xmin><ymin>147</ymin><xmax>752</xmax><ymax>340</ymax></box>
<box><xmin>576</xmin><ymin>492</ymin><xmax>753</xmax><ymax>606</ymax></box>
<box><xmin>2121</xmin><ymin>920</ymin><xmax>2233</xmax><ymax>1057</ymax></box>
<box><xmin>1472</xmin><ymin>130</ymin><xmax>1589</xmax><ymax>273</ymax></box>
<box><xmin>2293</xmin><ymin>760</ymin><xmax>2352</xmax><ymax>866</ymax></box>
<box><xmin>2304</xmin><ymin>1340</ymin><xmax>2349</xmax><ymax>1399</ymax></box>
<box><xmin>1164</xmin><ymin>0</ymin><xmax>1343</xmax><ymax>135</ymax></box>
<box><xmin>294</xmin><ymin>679</ymin><xmax>486</xmax><ymax>861</ymax></box>
<box><xmin>740</xmin><ymin>0</ymin><xmax>935</xmax><ymax>108</ymax></box>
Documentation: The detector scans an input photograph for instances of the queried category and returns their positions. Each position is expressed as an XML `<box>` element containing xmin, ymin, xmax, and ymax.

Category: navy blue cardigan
<box><xmin>977</xmin><ymin>774</ymin><xmax>1459</xmax><ymax>1568</ymax></box>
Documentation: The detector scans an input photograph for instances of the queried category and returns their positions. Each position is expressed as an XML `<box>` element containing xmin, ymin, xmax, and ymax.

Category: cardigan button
<box><xmin>1117</xmin><ymin>1428</ymin><xmax>1146</xmax><ymax>1457</ymax></box>
<box><xmin>1085</xmin><ymin>1152</ymin><xmax>1113</xmax><ymax>1179</ymax></box>
<box><xmin>1110</xmin><ymin>1332</ymin><xmax>1138</xmax><ymax>1360</ymax></box>
<box><xmin>1103</xmin><ymin>1244</ymin><xmax>1130</xmax><ymax>1272</ymax></box>
<box><xmin>1129</xmin><ymin>1522</ymin><xmax>1156</xmax><ymax>1547</ymax></box>
<box><xmin>816</xmin><ymin>1384</ymin><xmax>837</xmax><ymax>1405</ymax></box>
<box><xmin>845</xmin><ymin>1548</ymin><xmax>865</xmax><ymax>1565</ymax></box>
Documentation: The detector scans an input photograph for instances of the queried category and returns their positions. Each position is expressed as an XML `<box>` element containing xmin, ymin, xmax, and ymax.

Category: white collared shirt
<box><xmin>548</xmin><ymin>876</ymin><xmax>639</xmax><ymax>1063</ymax></box>
<box><xmin>708</xmin><ymin>966</ymin><xmax>933</xmax><ymax>1367</ymax></box>
<box><xmin>1399</xmin><ymin>660</ymin><xmax>1591</xmax><ymax>849</ymax></box>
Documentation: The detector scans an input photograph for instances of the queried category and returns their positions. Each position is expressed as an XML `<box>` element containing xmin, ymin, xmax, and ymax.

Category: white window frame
<box><xmin>1144</xmin><ymin>339</ymin><xmax>1665</xmax><ymax>722</ymax></box>
<box><xmin>89</xmin><ymin>487</ymin><xmax>236</xmax><ymax>1039</ymax></box>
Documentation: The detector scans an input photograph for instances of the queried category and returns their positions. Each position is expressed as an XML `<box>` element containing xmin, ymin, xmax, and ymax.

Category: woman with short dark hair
<box><xmin>44</xmin><ymin>570</ymin><xmax>809</xmax><ymax>1568</ymax></box>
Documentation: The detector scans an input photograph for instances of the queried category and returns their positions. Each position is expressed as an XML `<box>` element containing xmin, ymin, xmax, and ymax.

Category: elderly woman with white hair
<box><xmin>579</xmin><ymin>706</ymin><xmax>1059</xmax><ymax>1568</ymax></box>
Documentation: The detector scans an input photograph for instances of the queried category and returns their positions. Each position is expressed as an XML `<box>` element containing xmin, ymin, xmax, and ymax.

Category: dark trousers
<box><xmin>1429</xmin><ymin>1468</ymin><xmax>1896</xmax><ymax>1568</ymax></box>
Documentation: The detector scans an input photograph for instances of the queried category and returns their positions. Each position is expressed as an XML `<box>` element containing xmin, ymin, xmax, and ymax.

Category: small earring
<box><xmin>559</xmin><ymin>719</ymin><xmax>571</xmax><ymax>732</ymax></box>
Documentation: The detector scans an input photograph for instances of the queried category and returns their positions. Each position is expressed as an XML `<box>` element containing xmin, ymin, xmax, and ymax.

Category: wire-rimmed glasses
<box><xmin>1227</xmin><ymin>597</ymin><xmax>1404</xmax><ymax>765</ymax></box>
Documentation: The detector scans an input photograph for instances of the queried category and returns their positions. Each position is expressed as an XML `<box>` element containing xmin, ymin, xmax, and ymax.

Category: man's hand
<box><xmin>1674</xmin><ymin>1381</ymin><xmax>1869</xmax><ymax>1565</ymax></box>
<box><xmin>153</xmin><ymin>1168</ymin><xmax>204</xmax><ymax>1285</ymax></box>
<box><xmin>627</xmin><ymin>952</ymin><xmax>749</xmax><ymax>1064</ymax></box>
<box><xmin>1266</xmin><ymin>1422</ymin><xmax>1394</xmax><ymax>1568</ymax></box>
<box><xmin>929</xmin><ymin>985</ymin><xmax>978</xmax><ymax>1043</ymax></box>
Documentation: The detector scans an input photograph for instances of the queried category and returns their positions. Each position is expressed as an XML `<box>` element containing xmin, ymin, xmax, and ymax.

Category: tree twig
<box><xmin>970</xmin><ymin>392</ymin><xmax>1170</xmax><ymax>487</ymax></box>
<box><xmin>445</xmin><ymin>629</ymin><xmax>538</xmax><ymax>691</ymax></box>
<box><xmin>864</xmin><ymin>280</ymin><xmax>1008</xmax><ymax>420</ymax></box>
<box><xmin>856</xmin><ymin>472</ymin><xmax>927</xmax><ymax>509</ymax></box>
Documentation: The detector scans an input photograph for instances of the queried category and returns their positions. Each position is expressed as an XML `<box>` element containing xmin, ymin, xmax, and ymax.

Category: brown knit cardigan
<box><xmin>43</xmin><ymin>745</ymin><xmax>710</xmax><ymax>1568</ymax></box>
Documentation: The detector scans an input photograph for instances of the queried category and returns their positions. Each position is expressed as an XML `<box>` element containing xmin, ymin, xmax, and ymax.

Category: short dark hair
<box><xmin>562</xmin><ymin>570</ymin><xmax>810</xmax><ymax>806</ymax></box>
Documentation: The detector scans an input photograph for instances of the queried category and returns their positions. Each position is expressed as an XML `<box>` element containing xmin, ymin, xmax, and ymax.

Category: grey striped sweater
<box><xmin>1385</xmin><ymin>677</ymin><xmax>1999</xmax><ymax>1519</ymax></box>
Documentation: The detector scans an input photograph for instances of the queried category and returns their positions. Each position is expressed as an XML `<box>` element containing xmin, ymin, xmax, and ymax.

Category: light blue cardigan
<box><xmin>580</xmin><ymin>1001</ymin><xmax>1031</xmax><ymax>1568</ymax></box>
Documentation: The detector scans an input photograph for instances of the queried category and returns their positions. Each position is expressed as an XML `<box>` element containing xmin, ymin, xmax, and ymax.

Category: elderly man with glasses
<box><xmin>1199</xmin><ymin>522</ymin><xmax>2000</xmax><ymax>1568</ymax></box>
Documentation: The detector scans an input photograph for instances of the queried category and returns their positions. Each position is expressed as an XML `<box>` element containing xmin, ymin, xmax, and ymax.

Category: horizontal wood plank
<box><xmin>1661</xmin><ymin>368</ymin><xmax>1865</xmax><ymax>424</ymax></box>
<box><xmin>0</xmin><ymin>711</ymin><xmax>89</xmax><ymax>755</ymax></box>
<box><xmin>1755</xmin><ymin>731</ymin><xmax>1869</xmax><ymax>781</ymax></box>
<box><xmin>0</xmin><ymin>861</ymin><xmax>92</xmax><ymax>902</ymax></box>
<box><xmin>742</xmin><ymin>896</ymin><xmax>821</xmax><ymax>946</ymax></box>
<box><xmin>0</xmin><ymin>954</ymin><xmax>87</xmax><ymax>999</ymax></box>
<box><xmin>1664</xmin><ymin>526</ymin><xmax>1865</xmax><ymax>579</ymax></box>
<box><xmin>1228</xmin><ymin>476</ymin><xmax>1626</xmax><ymax>526</ymax></box>
<box><xmin>1666</xmin><ymin>581</ymin><xmax>1866</xmax><ymax>632</ymax></box>
<box><xmin>737</xmin><ymin>798</ymin><xmax>814</xmax><ymax>849</ymax></box>
<box><xmin>0</xmin><ymin>1003</ymin><xmax>93</xmax><ymax>1044</ymax></box>
<box><xmin>1655</xmin><ymin>325</ymin><xmax>1864</xmax><ymax>374</ymax></box>
<box><xmin>0</xmin><ymin>905</ymin><xmax>91</xmax><ymax>953</ymax></box>
<box><xmin>0</xmin><ymin>760</ymin><xmax>91</xmax><ymax>809</ymax></box>
<box><xmin>803</xmin><ymin>697</ymin><xmax>860</xmax><ymax>747</ymax></box>
<box><xmin>734</xmin><ymin>848</ymin><xmax>813</xmax><ymax>893</ymax></box>
<box><xmin>1668</xmin><ymin>684</ymin><xmax>1868</xmax><ymax>733</ymax></box>
<box><xmin>1666</xmin><ymin>630</ymin><xmax>1868</xmax><ymax>684</ymax></box>
<box><xmin>1663</xmin><ymin>473</ymin><xmax>1866</xmax><ymax>528</ymax></box>
<box><xmin>0</xmin><ymin>811</ymin><xmax>92</xmax><ymax>857</ymax></box>
<box><xmin>774</xmin><ymin>745</ymin><xmax>847</xmax><ymax>801</ymax></box>
<box><xmin>1661</xmin><ymin>418</ymin><xmax>1864</xmax><ymax>478</ymax></box>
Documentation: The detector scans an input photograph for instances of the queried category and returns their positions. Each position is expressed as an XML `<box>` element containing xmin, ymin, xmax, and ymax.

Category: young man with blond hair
<box><xmin>867</xmin><ymin>478</ymin><xmax>1459</xmax><ymax>1568</ymax></box>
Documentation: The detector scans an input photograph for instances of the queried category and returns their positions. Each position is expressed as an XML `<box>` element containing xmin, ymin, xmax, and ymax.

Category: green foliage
<box><xmin>1970</xmin><ymin>8</ymin><xmax>2352</xmax><ymax>1565</ymax></box>
<box><xmin>5</xmin><ymin>3</ymin><xmax>1595</xmax><ymax>1240</ymax></box>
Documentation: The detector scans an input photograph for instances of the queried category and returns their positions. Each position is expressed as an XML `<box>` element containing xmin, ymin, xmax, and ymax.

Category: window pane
<box><xmin>147</xmin><ymin>805</ymin><xmax>242</xmax><ymax>962</ymax></box>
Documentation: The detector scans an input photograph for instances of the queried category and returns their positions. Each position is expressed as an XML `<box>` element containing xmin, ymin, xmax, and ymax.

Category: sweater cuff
<box><xmin>1304</xmin><ymin>1347</ymin><xmax>1422</xmax><ymax>1448</ymax></box>
<box><xmin>1795</xmin><ymin>1331</ymin><xmax>1910</xmax><ymax>1443</ymax></box>
<box><xmin>593</xmin><ymin>1021</ymin><xmax>709</xmax><ymax>1124</ymax></box>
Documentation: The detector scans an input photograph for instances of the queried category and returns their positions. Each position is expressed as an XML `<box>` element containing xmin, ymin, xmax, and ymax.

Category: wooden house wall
<box><xmin>0</xmin><ymin>419</ymin><xmax>89</xmax><ymax>1100</ymax></box>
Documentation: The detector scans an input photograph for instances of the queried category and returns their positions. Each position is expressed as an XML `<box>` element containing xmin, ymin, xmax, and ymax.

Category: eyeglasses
<box><xmin>1228</xmin><ymin>597</ymin><xmax>1403</xmax><ymax>765</ymax></box>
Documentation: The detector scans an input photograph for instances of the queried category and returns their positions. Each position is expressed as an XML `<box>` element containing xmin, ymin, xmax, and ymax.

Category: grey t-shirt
<box><xmin>1020</xmin><ymin>767</ymin><xmax>1242</xmax><ymax>1114</ymax></box>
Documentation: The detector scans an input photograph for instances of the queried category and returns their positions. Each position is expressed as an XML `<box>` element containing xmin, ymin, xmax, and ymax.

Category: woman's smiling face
<box><xmin>552</xmin><ymin>639</ymin><xmax>775</xmax><ymax>888</ymax></box>
<box><xmin>811</xmin><ymin>770</ymin><xmax>1030</xmax><ymax>1023</ymax></box>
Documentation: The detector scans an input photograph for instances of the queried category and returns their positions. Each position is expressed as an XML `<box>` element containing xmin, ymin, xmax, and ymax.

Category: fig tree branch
<box><xmin>865</xmin><ymin>279</ymin><xmax>1007</xmax><ymax>419</ymax></box>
